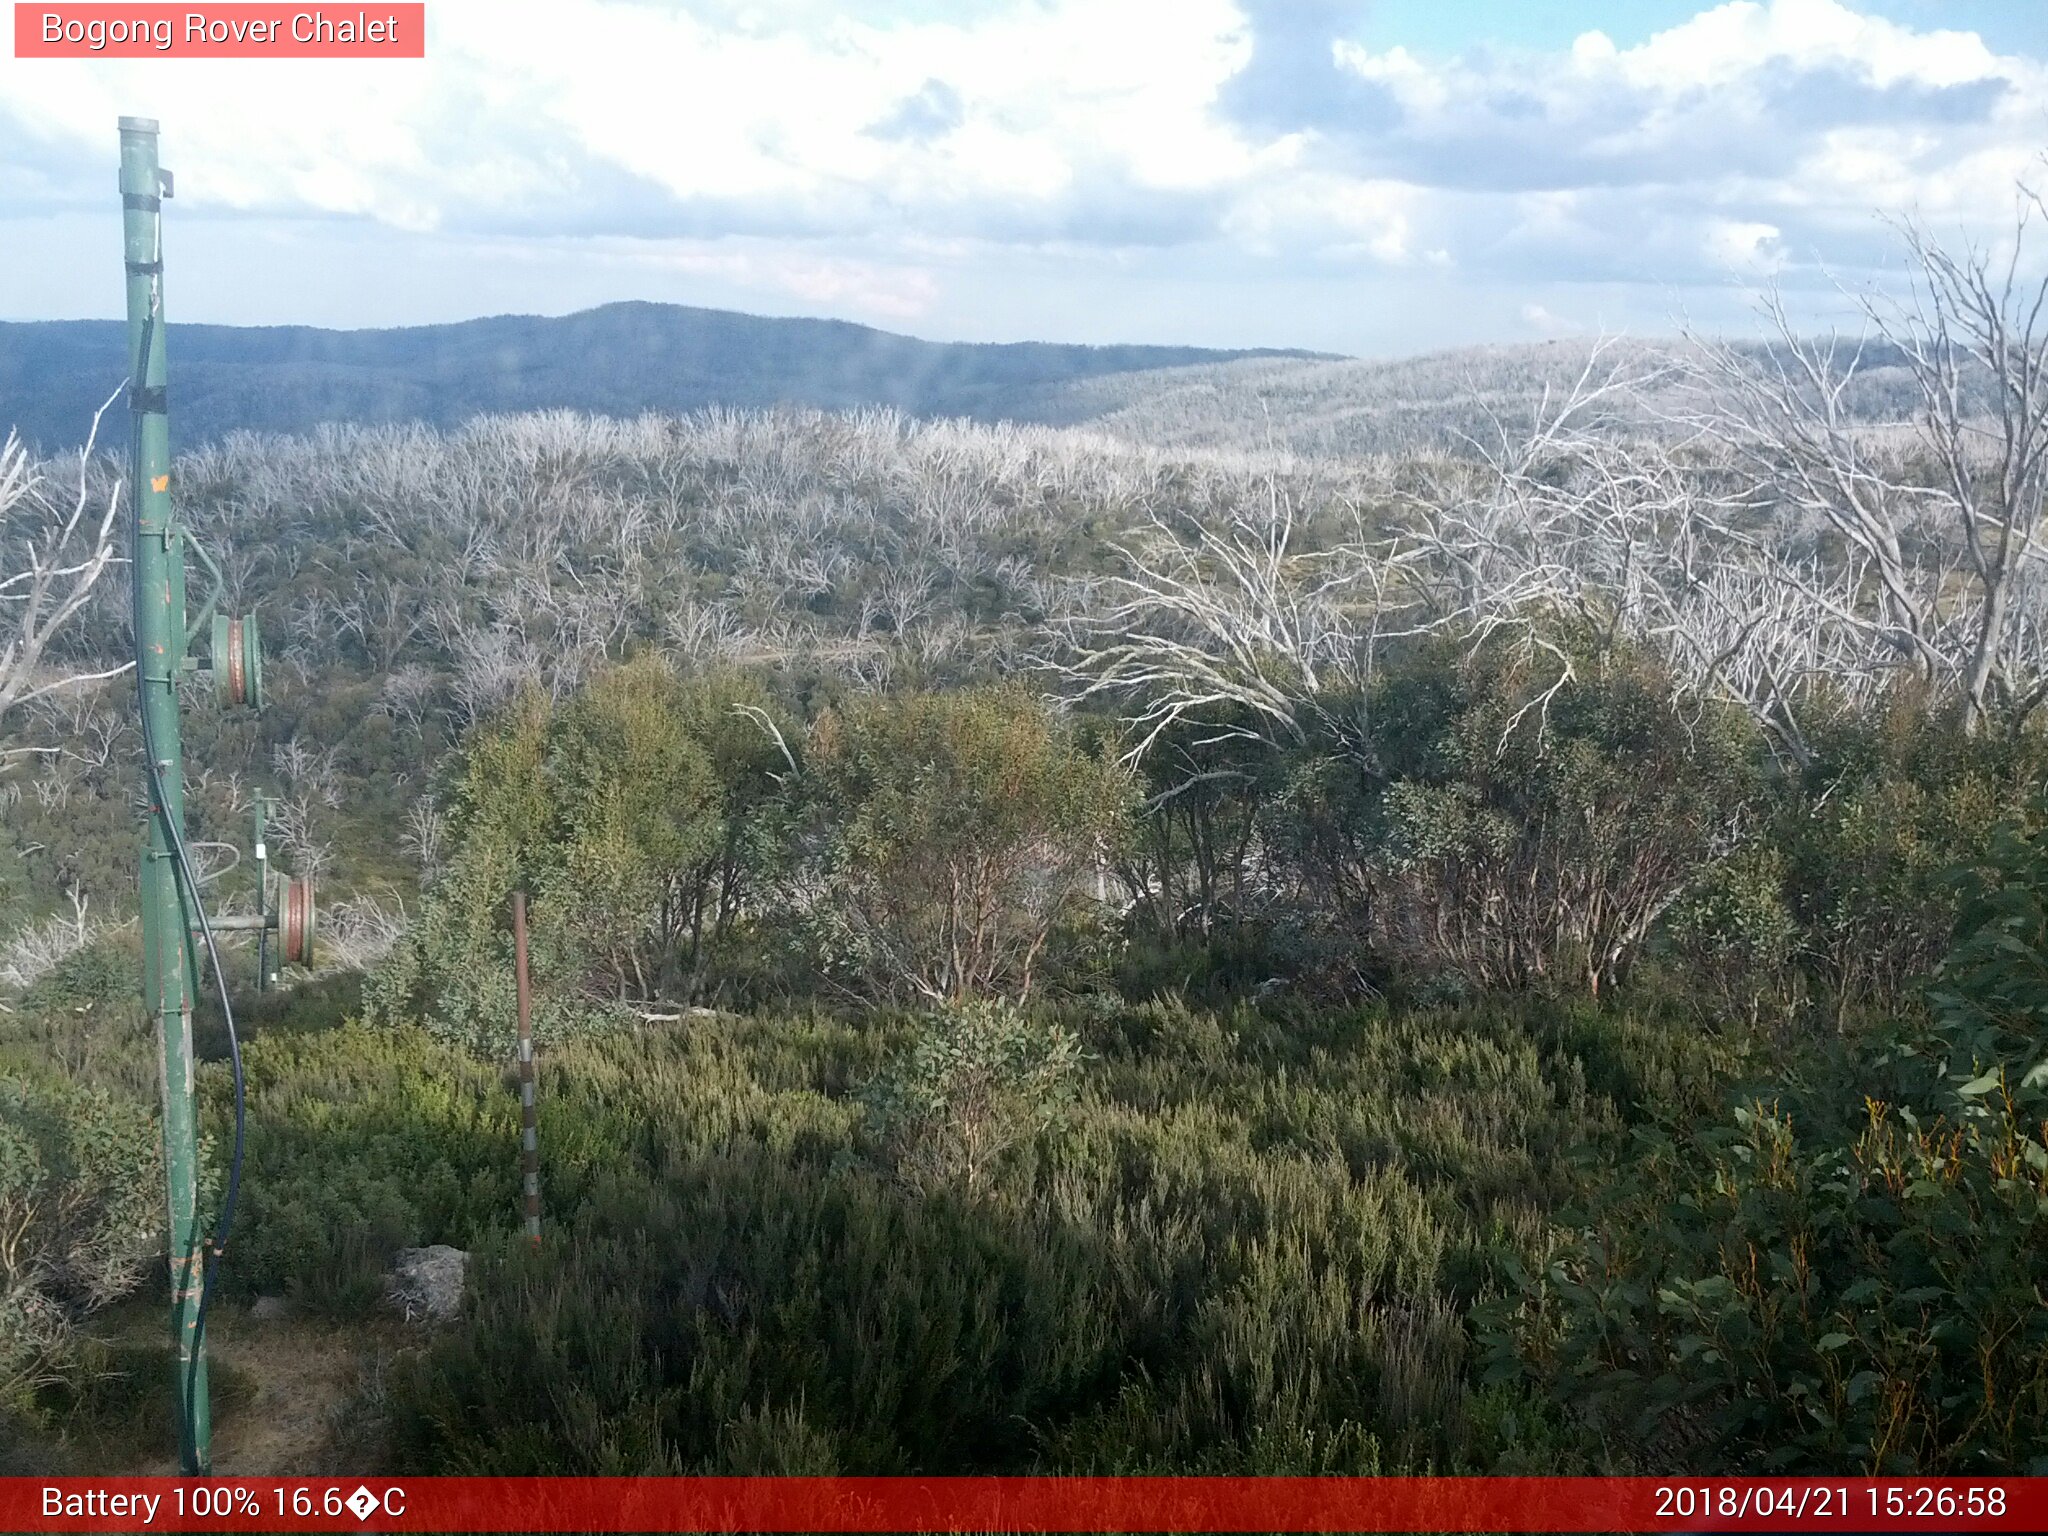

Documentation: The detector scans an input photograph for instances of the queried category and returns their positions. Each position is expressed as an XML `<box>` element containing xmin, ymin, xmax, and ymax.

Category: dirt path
<box><xmin>11</xmin><ymin>1304</ymin><xmax>400</xmax><ymax>1476</ymax></box>
<box><xmin>137</xmin><ymin>1309</ymin><xmax>389</xmax><ymax>1476</ymax></box>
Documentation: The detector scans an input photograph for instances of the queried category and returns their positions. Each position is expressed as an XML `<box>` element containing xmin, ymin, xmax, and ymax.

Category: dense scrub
<box><xmin>1489</xmin><ymin>820</ymin><xmax>2048</xmax><ymax>1473</ymax></box>
<box><xmin>0</xmin><ymin>1073</ymin><xmax>163</xmax><ymax>1406</ymax></box>
<box><xmin>14</xmin><ymin>896</ymin><xmax>2046</xmax><ymax>1473</ymax></box>
<box><xmin>222</xmin><ymin>993</ymin><xmax>1734</xmax><ymax>1474</ymax></box>
<box><xmin>6</xmin><ymin>367</ymin><xmax>2048</xmax><ymax>1473</ymax></box>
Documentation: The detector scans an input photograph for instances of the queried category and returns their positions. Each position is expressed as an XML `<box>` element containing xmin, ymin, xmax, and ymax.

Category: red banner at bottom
<box><xmin>6</xmin><ymin>1476</ymin><xmax>2042</xmax><ymax>1533</ymax></box>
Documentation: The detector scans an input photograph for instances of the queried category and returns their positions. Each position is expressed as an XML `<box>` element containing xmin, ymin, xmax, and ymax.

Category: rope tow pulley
<box><xmin>210</xmin><ymin>611</ymin><xmax>264</xmax><ymax>708</ymax></box>
<box><xmin>279</xmin><ymin>876</ymin><xmax>316</xmax><ymax>968</ymax></box>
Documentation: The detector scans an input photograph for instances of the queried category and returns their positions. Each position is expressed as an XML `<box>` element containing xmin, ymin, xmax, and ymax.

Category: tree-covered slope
<box><xmin>0</xmin><ymin>301</ymin><xmax>1324</xmax><ymax>451</ymax></box>
<box><xmin>1001</xmin><ymin>336</ymin><xmax>1936</xmax><ymax>458</ymax></box>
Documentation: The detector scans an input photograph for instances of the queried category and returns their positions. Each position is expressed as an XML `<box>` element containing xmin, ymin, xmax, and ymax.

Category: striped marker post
<box><xmin>512</xmin><ymin>891</ymin><xmax>540</xmax><ymax>1247</ymax></box>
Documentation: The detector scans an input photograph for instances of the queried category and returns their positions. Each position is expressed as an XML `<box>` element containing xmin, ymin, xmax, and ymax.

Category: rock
<box><xmin>383</xmin><ymin>1244</ymin><xmax>469</xmax><ymax>1325</ymax></box>
<box><xmin>249</xmin><ymin>1294</ymin><xmax>292</xmax><ymax>1321</ymax></box>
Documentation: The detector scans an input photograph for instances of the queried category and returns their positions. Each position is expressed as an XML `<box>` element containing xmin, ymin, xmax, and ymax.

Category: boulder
<box><xmin>383</xmin><ymin>1244</ymin><xmax>469</xmax><ymax>1325</ymax></box>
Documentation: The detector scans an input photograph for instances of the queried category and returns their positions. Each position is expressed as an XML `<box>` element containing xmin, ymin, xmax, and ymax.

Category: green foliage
<box><xmin>1113</xmin><ymin>721</ymin><xmax>1278</xmax><ymax>945</ymax></box>
<box><xmin>15</xmin><ymin>936</ymin><xmax>133</xmax><ymax>1020</ymax></box>
<box><xmin>1923</xmin><ymin>813</ymin><xmax>2048</xmax><ymax>1098</ymax></box>
<box><xmin>1484</xmin><ymin>815</ymin><xmax>2048</xmax><ymax>1472</ymax></box>
<box><xmin>353</xmin><ymin>992</ymin><xmax>1652</xmax><ymax>1474</ymax></box>
<box><xmin>1773</xmin><ymin>697</ymin><xmax>2048</xmax><ymax>1013</ymax></box>
<box><xmin>1664</xmin><ymin>846</ymin><xmax>1804</xmax><ymax>1028</ymax></box>
<box><xmin>205</xmin><ymin>1023</ymin><xmax>519</xmax><ymax>1316</ymax></box>
<box><xmin>366</xmin><ymin>691</ymin><xmax>555</xmax><ymax>1051</ymax></box>
<box><xmin>1355</xmin><ymin>638</ymin><xmax>1763</xmax><ymax>994</ymax></box>
<box><xmin>0</xmin><ymin>931</ymin><xmax>158</xmax><ymax>1103</ymax></box>
<box><xmin>803</xmin><ymin>686</ymin><xmax>1136</xmax><ymax>1002</ymax></box>
<box><xmin>368</xmin><ymin>660</ymin><xmax>794</xmax><ymax>1049</ymax></box>
<box><xmin>860</xmin><ymin>1001</ymin><xmax>1085</xmax><ymax>1192</ymax></box>
<box><xmin>547</xmin><ymin>657</ymin><xmax>724</xmax><ymax>1000</ymax></box>
<box><xmin>18</xmin><ymin>400</ymin><xmax>2048</xmax><ymax>1478</ymax></box>
<box><xmin>0</xmin><ymin>1074</ymin><xmax>162</xmax><ymax>1408</ymax></box>
<box><xmin>19</xmin><ymin>1341</ymin><xmax>259</xmax><ymax>1472</ymax></box>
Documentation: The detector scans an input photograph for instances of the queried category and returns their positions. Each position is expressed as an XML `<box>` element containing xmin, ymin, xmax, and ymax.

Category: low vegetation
<box><xmin>8</xmin><ymin>638</ymin><xmax>2044</xmax><ymax>1472</ymax></box>
<box><xmin>4</xmin><ymin>200</ymin><xmax>2048</xmax><ymax>1475</ymax></box>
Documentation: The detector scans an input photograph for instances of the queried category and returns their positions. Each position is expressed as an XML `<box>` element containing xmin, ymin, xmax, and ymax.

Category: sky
<box><xmin>2</xmin><ymin>0</ymin><xmax>2045</xmax><ymax>356</ymax></box>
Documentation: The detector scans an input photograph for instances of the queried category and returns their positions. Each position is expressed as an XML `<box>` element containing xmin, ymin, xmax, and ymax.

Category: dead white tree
<box><xmin>1677</xmin><ymin>185</ymin><xmax>2048</xmax><ymax>734</ymax></box>
<box><xmin>1878</xmin><ymin>195</ymin><xmax>2048</xmax><ymax>726</ymax></box>
<box><xmin>399</xmin><ymin>796</ymin><xmax>447</xmax><ymax>879</ymax></box>
<box><xmin>1059</xmin><ymin>346</ymin><xmax>1664</xmax><ymax>771</ymax></box>
<box><xmin>0</xmin><ymin>890</ymin><xmax>103</xmax><ymax>993</ymax></box>
<box><xmin>316</xmin><ymin>894</ymin><xmax>405</xmax><ymax>972</ymax></box>
<box><xmin>1383</xmin><ymin>341</ymin><xmax>1683</xmax><ymax>747</ymax></box>
<box><xmin>1405</xmin><ymin>371</ymin><xmax>1867</xmax><ymax>764</ymax></box>
<box><xmin>1061</xmin><ymin>502</ymin><xmax>1311</xmax><ymax>754</ymax></box>
<box><xmin>377</xmin><ymin>664</ymin><xmax>438</xmax><ymax>733</ymax></box>
<box><xmin>0</xmin><ymin>395</ymin><xmax>130</xmax><ymax>734</ymax></box>
<box><xmin>265</xmin><ymin>792</ymin><xmax>333</xmax><ymax>882</ymax></box>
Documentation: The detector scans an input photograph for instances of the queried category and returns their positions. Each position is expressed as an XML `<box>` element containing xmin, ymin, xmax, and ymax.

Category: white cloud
<box><xmin>0</xmin><ymin>0</ymin><xmax>2042</xmax><ymax>334</ymax></box>
<box><xmin>1571</xmin><ymin>31</ymin><xmax>1619</xmax><ymax>65</ymax></box>
<box><xmin>538</xmin><ymin>237</ymin><xmax>942</xmax><ymax>319</ymax></box>
<box><xmin>1706</xmin><ymin>219</ymin><xmax>1787</xmax><ymax>272</ymax></box>
<box><xmin>1521</xmin><ymin>302</ymin><xmax>1584</xmax><ymax>336</ymax></box>
<box><xmin>1222</xmin><ymin>173</ymin><xmax>1423</xmax><ymax>263</ymax></box>
<box><xmin>1329</xmin><ymin>41</ymin><xmax>1449</xmax><ymax>114</ymax></box>
<box><xmin>1311</xmin><ymin>0</ymin><xmax>2044</xmax><ymax>284</ymax></box>
<box><xmin>1607</xmin><ymin>0</ymin><xmax>2006</xmax><ymax>93</ymax></box>
<box><xmin>1</xmin><ymin>0</ymin><xmax>1263</xmax><ymax>227</ymax></box>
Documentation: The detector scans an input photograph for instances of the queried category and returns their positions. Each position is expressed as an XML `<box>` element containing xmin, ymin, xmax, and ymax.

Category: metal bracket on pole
<box><xmin>514</xmin><ymin>893</ymin><xmax>540</xmax><ymax>1247</ymax></box>
<box><xmin>254</xmin><ymin>793</ymin><xmax>271</xmax><ymax>990</ymax></box>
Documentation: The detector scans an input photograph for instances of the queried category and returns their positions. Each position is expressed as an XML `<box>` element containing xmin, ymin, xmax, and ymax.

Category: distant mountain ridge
<box><xmin>1000</xmin><ymin>336</ymin><xmax>1937</xmax><ymax>459</ymax></box>
<box><xmin>0</xmin><ymin>301</ymin><xmax>1329</xmax><ymax>451</ymax></box>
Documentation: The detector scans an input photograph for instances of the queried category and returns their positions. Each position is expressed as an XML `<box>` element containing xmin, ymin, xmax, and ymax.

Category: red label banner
<box><xmin>13</xmin><ymin>4</ymin><xmax>425</xmax><ymax>57</ymax></box>
<box><xmin>2</xmin><ymin>1477</ymin><xmax>2043</xmax><ymax>1532</ymax></box>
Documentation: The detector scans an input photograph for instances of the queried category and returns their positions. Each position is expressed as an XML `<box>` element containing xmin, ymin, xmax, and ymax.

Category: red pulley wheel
<box><xmin>279</xmin><ymin>877</ymin><xmax>316</xmax><ymax>967</ymax></box>
<box><xmin>210</xmin><ymin>612</ymin><xmax>264</xmax><ymax>709</ymax></box>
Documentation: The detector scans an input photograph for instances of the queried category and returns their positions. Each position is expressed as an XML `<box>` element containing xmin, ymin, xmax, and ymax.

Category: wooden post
<box><xmin>513</xmin><ymin>891</ymin><xmax>540</xmax><ymax>1247</ymax></box>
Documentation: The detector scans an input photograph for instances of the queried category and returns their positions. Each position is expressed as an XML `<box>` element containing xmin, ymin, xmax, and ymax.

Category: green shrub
<box><xmin>1358</xmin><ymin>638</ymin><xmax>1763</xmax><ymax>995</ymax></box>
<box><xmin>1112</xmin><ymin>923</ymin><xmax>1349</xmax><ymax>1005</ymax></box>
<box><xmin>204</xmin><ymin>1024</ymin><xmax>518</xmax><ymax>1315</ymax></box>
<box><xmin>0</xmin><ymin>1075</ymin><xmax>162</xmax><ymax>1407</ymax></box>
<box><xmin>364</xmin><ymin>689</ymin><xmax>564</xmax><ymax>1051</ymax></box>
<box><xmin>367</xmin><ymin>660</ymin><xmax>797</xmax><ymax>1050</ymax></box>
<box><xmin>0</xmin><ymin>932</ymin><xmax>156</xmax><ymax>1101</ymax></box>
<box><xmin>20</xmin><ymin>1341</ymin><xmax>258</xmax><ymax>1467</ymax></box>
<box><xmin>801</xmin><ymin>686</ymin><xmax>1136</xmax><ymax>1002</ymax></box>
<box><xmin>1484</xmin><ymin>816</ymin><xmax>2048</xmax><ymax>1472</ymax></box>
<box><xmin>196</xmin><ymin>971</ymin><xmax>363</xmax><ymax>1056</ymax></box>
<box><xmin>545</xmin><ymin>657</ymin><xmax>725</xmax><ymax>1004</ymax></box>
<box><xmin>1664</xmin><ymin>846</ymin><xmax>1804</xmax><ymax>1029</ymax></box>
<box><xmin>15</xmin><ymin>936</ymin><xmax>134</xmax><ymax>1020</ymax></box>
<box><xmin>1774</xmin><ymin>698</ymin><xmax>2048</xmax><ymax>1014</ymax></box>
<box><xmin>860</xmin><ymin>1002</ymin><xmax>1084</xmax><ymax>1192</ymax></box>
<box><xmin>1113</xmin><ymin>718</ymin><xmax>1277</xmax><ymax>946</ymax></box>
<box><xmin>374</xmin><ymin>991</ymin><xmax>1671</xmax><ymax>1474</ymax></box>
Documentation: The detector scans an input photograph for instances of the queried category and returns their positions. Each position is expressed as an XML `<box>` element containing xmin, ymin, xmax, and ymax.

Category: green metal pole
<box><xmin>254</xmin><ymin>793</ymin><xmax>270</xmax><ymax>992</ymax></box>
<box><xmin>120</xmin><ymin>114</ymin><xmax>211</xmax><ymax>1476</ymax></box>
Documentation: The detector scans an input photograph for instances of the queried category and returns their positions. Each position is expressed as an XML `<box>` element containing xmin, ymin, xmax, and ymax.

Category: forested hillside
<box><xmin>1008</xmin><ymin>334</ymin><xmax>1944</xmax><ymax>458</ymax></box>
<box><xmin>0</xmin><ymin>302</ymin><xmax>1322</xmax><ymax>453</ymax></box>
<box><xmin>0</xmin><ymin>302</ymin><xmax>1938</xmax><ymax>467</ymax></box>
<box><xmin>5</xmin><ymin>235</ymin><xmax>2047</xmax><ymax>1477</ymax></box>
